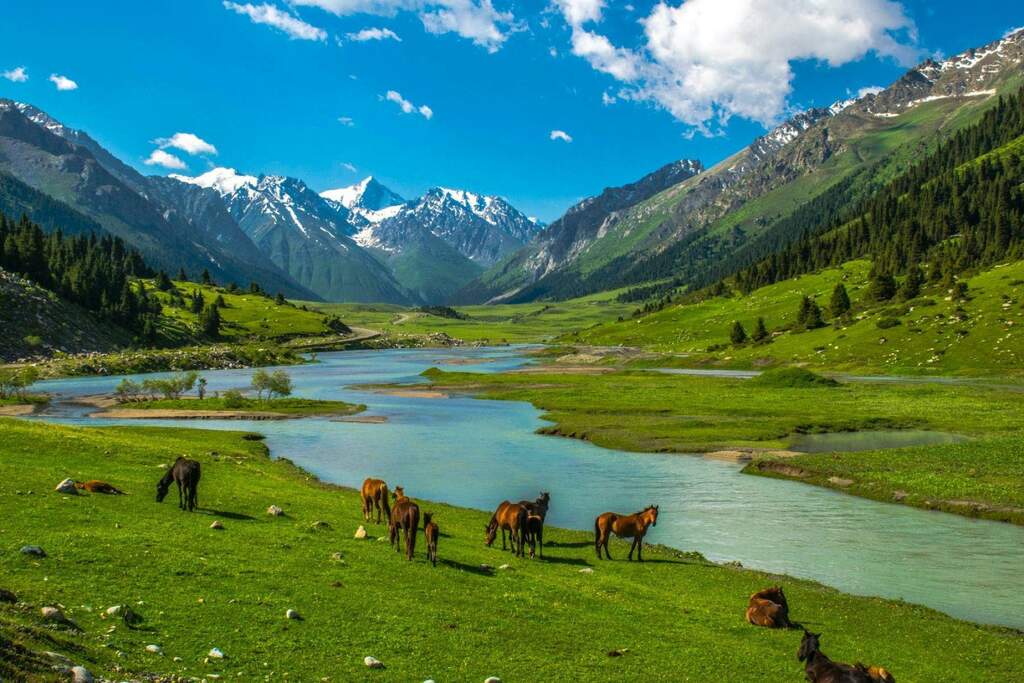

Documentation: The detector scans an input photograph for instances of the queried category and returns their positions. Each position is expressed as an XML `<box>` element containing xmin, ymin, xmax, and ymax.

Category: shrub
<box><xmin>751</xmin><ymin>367</ymin><xmax>839</xmax><ymax>388</ymax></box>
<box><xmin>729</xmin><ymin>320</ymin><xmax>748</xmax><ymax>345</ymax></box>
<box><xmin>222</xmin><ymin>389</ymin><xmax>245</xmax><ymax>409</ymax></box>
<box><xmin>876</xmin><ymin>317</ymin><xmax>901</xmax><ymax>329</ymax></box>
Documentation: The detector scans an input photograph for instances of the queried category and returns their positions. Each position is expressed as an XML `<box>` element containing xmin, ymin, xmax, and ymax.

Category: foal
<box><xmin>360</xmin><ymin>478</ymin><xmax>391</xmax><ymax>524</ymax></box>
<box><xmin>594</xmin><ymin>505</ymin><xmax>658</xmax><ymax>561</ymax></box>
<box><xmin>519</xmin><ymin>492</ymin><xmax>550</xmax><ymax>559</ymax></box>
<box><xmin>423</xmin><ymin>512</ymin><xmax>439</xmax><ymax>566</ymax></box>
<box><xmin>797</xmin><ymin>631</ymin><xmax>891</xmax><ymax>683</ymax></box>
<box><xmin>75</xmin><ymin>480</ymin><xmax>125</xmax><ymax>495</ymax></box>
<box><xmin>746</xmin><ymin>586</ymin><xmax>792</xmax><ymax>628</ymax></box>
<box><xmin>389</xmin><ymin>487</ymin><xmax>419</xmax><ymax>561</ymax></box>
<box><xmin>156</xmin><ymin>457</ymin><xmax>201</xmax><ymax>511</ymax></box>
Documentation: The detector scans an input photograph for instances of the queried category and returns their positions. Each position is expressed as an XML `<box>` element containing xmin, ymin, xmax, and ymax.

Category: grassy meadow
<box><xmin>415</xmin><ymin>368</ymin><xmax>1024</xmax><ymax>523</ymax></box>
<box><xmin>121</xmin><ymin>396</ymin><xmax>364</xmax><ymax>417</ymax></box>
<box><xmin>2</xmin><ymin>418</ymin><xmax>1022</xmax><ymax>682</ymax></box>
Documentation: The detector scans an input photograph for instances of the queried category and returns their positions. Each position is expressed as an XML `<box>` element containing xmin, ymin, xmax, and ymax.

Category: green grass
<box><xmin>748</xmin><ymin>437</ymin><xmax>1024</xmax><ymax>524</ymax></box>
<box><xmin>415</xmin><ymin>368</ymin><xmax>1024</xmax><ymax>522</ymax></box>
<box><xmin>35</xmin><ymin>344</ymin><xmax>302</xmax><ymax>379</ymax></box>
<box><xmin>125</xmin><ymin>397</ymin><xmax>364</xmax><ymax>416</ymax></box>
<box><xmin>147</xmin><ymin>280</ymin><xmax>333</xmax><ymax>343</ymax></box>
<box><xmin>309</xmin><ymin>289</ymin><xmax>636</xmax><ymax>343</ymax></box>
<box><xmin>1</xmin><ymin>418</ymin><xmax>1022</xmax><ymax>681</ymax></box>
<box><xmin>0</xmin><ymin>394</ymin><xmax>49</xmax><ymax>407</ymax></box>
<box><xmin>750</xmin><ymin>367</ymin><xmax>839</xmax><ymax>388</ymax></box>
<box><xmin>572</xmin><ymin>259</ymin><xmax>1024</xmax><ymax>376</ymax></box>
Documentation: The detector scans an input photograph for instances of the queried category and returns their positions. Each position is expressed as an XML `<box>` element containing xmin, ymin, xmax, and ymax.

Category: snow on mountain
<box><xmin>171</xmin><ymin>167</ymin><xmax>257</xmax><ymax>196</ymax></box>
<box><xmin>321</xmin><ymin>176</ymin><xmax>404</xmax><ymax>211</ymax></box>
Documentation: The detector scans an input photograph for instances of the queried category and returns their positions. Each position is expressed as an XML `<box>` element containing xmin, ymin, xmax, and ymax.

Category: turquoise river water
<box><xmin>28</xmin><ymin>347</ymin><xmax>1024</xmax><ymax>629</ymax></box>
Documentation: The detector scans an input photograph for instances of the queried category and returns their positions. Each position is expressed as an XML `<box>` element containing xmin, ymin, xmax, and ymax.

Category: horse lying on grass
<box><xmin>798</xmin><ymin>630</ymin><xmax>895</xmax><ymax>682</ymax></box>
<box><xmin>746</xmin><ymin>586</ymin><xmax>793</xmax><ymax>628</ymax></box>
<box><xmin>75</xmin><ymin>480</ymin><xmax>125</xmax><ymax>495</ymax></box>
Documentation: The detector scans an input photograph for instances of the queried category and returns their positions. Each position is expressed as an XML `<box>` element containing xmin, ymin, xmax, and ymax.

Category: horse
<box><xmin>745</xmin><ymin>586</ymin><xmax>792</xmax><ymax>628</ymax></box>
<box><xmin>858</xmin><ymin>665</ymin><xmax>896</xmax><ymax>683</ymax></box>
<box><xmin>75</xmin><ymin>480</ymin><xmax>125</xmax><ymax>495</ymax></box>
<box><xmin>360</xmin><ymin>478</ymin><xmax>391</xmax><ymax>524</ymax></box>
<box><xmin>797</xmin><ymin>631</ymin><xmax>880</xmax><ymax>683</ymax></box>
<box><xmin>389</xmin><ymin>488</ymin><xmax>419</xmax><ymax>561</ymax></box>
<box><xmin>594</xmin><ymin>505</ymin><xmax>658</xmax><ymax>561</ymax></box>
<box><xmin>423</xmin><ymin>512</ymin><xmax>439</xmax><ymax>567</ymax></box>
<box><xmin>156</xmin><ymin>457</ymin><xmax>201</xmax><ymax>511</ymax></box>
<box><xmin>518</xmin><ymin>492</ymin><xmax>550</xmax><ymax>559</ymax></box>
<box><xmin>485</xmin><ymin>501</ymin><xmax>528</xmax><ymax>557</ymax></box>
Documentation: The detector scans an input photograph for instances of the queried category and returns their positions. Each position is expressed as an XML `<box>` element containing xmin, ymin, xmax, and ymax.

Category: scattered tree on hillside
<box><xmin>730</xmin><ymin>320</ymin><xmax>748</xmax><ymax>345</ymax></box>
<box><xmin>176</xmin><ymin>267</ymin><xmax>189</xmax><ymax>282</ymax></box>
<box><xmin>155</xmin><ymin>271</ymin><xmax>173</xmax><ymax>291</ymax></box>
<box><xmin>201</xmin><ymin>269</ymin><xmax>213</xmax><ymax>285</ymax></box>
<box><xmin>752</xmin><ymin>317</ymin><xmax>769</xmax><ymax>342</ymax></box>
<box><xmin>829</xmin><ymin>283</ymin><xmax>851</xmax><ymax>318</ymax></box>
<box><xmin>899</xmin><ymin>264</ymin><xmax>924</xmax><ymax>301</ymax></box>
<box><xmin>275</xmin><ymin>292</ymin><xmax>286</xmax><ymax>305</ymax></box>
<box><xmin>867</xmin><ymin>271</ymin><xmax>897</xmax><ymax>302</ymax></box>
<box><xmin>796</xmin><ymin>296</ymin><xmax>824</xmax><ymax>330</ymax></box>
<box><xmin>189</xmin><ymin>290</ymin><xmax>205</xmax><ymax>314</ymax></box>
<box><xmin>200</xmin><ymin>303</ymin><xmax>221</xmax><ymax>338</ymax></box>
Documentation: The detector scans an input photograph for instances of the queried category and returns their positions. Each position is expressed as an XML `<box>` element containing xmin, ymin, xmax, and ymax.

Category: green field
<box><xmin>309</xmin><ymin>289</ymin><xmax>636</xmax><ymax>344</ymax></box>
<box><xmin>414</xmin><ymin>368</ymin><xmax>1024</xmax><ymax>523</ymax></box>
<box><xmin>571</xmin><ymin>259</ymin><xmax>1024</xmax><ymax>376</ymax></box>
<box><xmin>123</xmin><ymin>396</ymin><xmax>364</xmax><ymax>416</ymax></box>
<box><xmin>2</xmin><ymin>418</ymin><xmax>1022</xmax><ymax>681</ymax></box>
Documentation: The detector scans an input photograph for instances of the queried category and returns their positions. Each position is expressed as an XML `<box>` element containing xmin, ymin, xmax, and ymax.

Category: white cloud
<box><xmin>155</xmin><ymin>132</ymin><xmax>218</xmax><ymax>156</ymax></box>
<box><xmin>144</xmin><ymin>149</ymin><xmax>187</xmax><ymax>170</ymax></box>
<box><xmin>2</xmin><ymin>67</ymin><xmax>28</xmax><ymax>83</ymax></box>
<box><xmin>346</xmin><ymin>27</ymin><xmax>402</xmax><ymax>41</ymax></box>
<box><xmin>338</xmin><ymin>116</ymin><xmax>355</xmax><ymax>126</ymax></box>
<box><xmin>223</xmin><ymin>2</ymin><xmax>327</xmax><ymax>41</ymax></box>
<box><xmin>549</xmin><ymin>129</ymin><xmax>573</xmax><ymax>142</ymax></box>
<box><xmin>291</xmin><ymin>0</ymin><xmax>514</xmax><ymax>51</ymax></box>
<box><xmin>857</xmin><ymin>85</ymin><xmax>885</xmax><ymax>97</ymax></box>
<box><xmin>342</xmin><ymin>162</ymin><xmax>357</xmax><ymax>172</ymax></box>
<box><xmin>556</xmin><ymin>0</ymin><xmax>919</xmax><ymax>131</ymax></box>
<box><xmin>384</xmin><ymin>90</ymin><xmax>433</xmax><ymax>119</ymax></box>
<box><xmin>49</xmin><ymin>74</ymin><xmax>78</xmax><ymax>91</ymax></box>
<box><xmin>549</xmin><ymin>47</ymin><xmax>558</xmax><ymax>57</ymax></box>
<box><xmin>601</xmin><ymin>91</ymin><xmax>616</xmax><ymax>105</ymax></box>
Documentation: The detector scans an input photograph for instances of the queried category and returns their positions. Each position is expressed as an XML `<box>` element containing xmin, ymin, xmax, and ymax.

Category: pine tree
<box><xmin>829</xmin><ymin>283</ymin><xmax>851</xmax><ymax>318</ymax></box>
<box><xmin>176</xmin><ymin>267</ymin><xmax>189</xmax><ymax>282</ymax></box>
<box><xmin>200</xmin><ymin>304</ymin><xmax>220</xmax><ymax>338</ymax></box>
<box><xmin>899</xmin><ymin>264</ymin><xmax>924</xmax><ymax>301</ymax></box>
<box><xmin>155</xmin><ymin>271</ymin><xmax>173</xmax><ymax>291</ymax></box>
<box><xmin>796</xmin><ymin>296</ymin><xmax>824</xmax><ymax>330</ymax></box>
<box><xmin>275</xmin><ymin>292</ymin><xmax>286</xmax><ymax>305</ymax></box>
<box><xmin>751</xmin><ymin>317</ymin><xmax>768</xmax><ymax>342</ymax></box>
<box><xmin>867</xmin><ymin>271</ymin><xmax>897</xmax><ymax>302</ymax></box>
<box><xmin>729</xmin><ymin>320</ymin><xmax>748</xmax><ymax>345</ymax></box>
<box><xmin>201</xmin><ymin>268</ymin><xmax>213</xmax><ymax>285</ymax></box>
<box><xmin>189</xmin><ymin>290</ymin><xmax>205</xmax><ymax>314</ymax></box>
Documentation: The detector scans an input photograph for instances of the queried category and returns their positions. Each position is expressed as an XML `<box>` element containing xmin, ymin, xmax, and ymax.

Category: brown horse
<box><xmin>798</xmin><ymin>631</ymin><xmax>881</xmax><ymax>683</ymax></box>
<box><xmin>519</xmin><ymin>492</ymin><xmax>550</xmax><ymax>559</ymax></box>
<box><xmin>75</xmin><ymin>480</ymin><xmax>125</xmax><ymax>495</ymax></box>
<box><xmin>745</xmin><ymin>586</ymin><xmax>792</xmax><ymax>628</ymax></box>
<box><xmin>423</xmin><ymin>512</ymin><xmax>439</xmax><ymax>567</ymax></box>
<box><xmin>594</xmin><ymin>505</ymin><xmax>658</xmax><ymax>561</ymax></box>
<box><xmin>858</xmin><ymin>666</ymin><xmax>895</xmax><ymax>683</ymax></box>
<box><xmin>485</xmin><ymin>501</ymin><xmax>527</xmax><ymax>557</ymax></box>
<box><xmin>360</xmin><ymin>478</ymin><xmax>391</xmax><ymax>524</ymax></box>
<box><xmin>156</xmin><ymin>457</ymin><xmax>201</xmax><ymax>511</ymax></box>
<box><xmin>389</xmin><ymin>488</ymin><xmax>419</xmax><ymax>561</ymax></box>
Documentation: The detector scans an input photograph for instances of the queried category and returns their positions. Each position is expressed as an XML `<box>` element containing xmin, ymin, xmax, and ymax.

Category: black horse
<box><xmin>156</xmin><ymin>457</ymin><xmax>201</xmax><ymax>511</ymax></box>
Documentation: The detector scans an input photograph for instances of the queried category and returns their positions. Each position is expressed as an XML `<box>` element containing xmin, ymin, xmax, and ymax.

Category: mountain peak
<box><xmin>171</xmin><ymin>167</ymin><xmax>257</xmax><ymax>195</ymax></box>
<box><xmin>321</xmin><ymin>176</ymin><xmax>404</xmax><ymax>211</ymax></box>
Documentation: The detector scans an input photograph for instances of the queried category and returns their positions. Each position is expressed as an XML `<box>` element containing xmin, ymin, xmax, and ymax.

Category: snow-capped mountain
<box><xmin>172</xmin><ymin>168</ymin><xmax>410</xmax><ymax>303</ymax></box>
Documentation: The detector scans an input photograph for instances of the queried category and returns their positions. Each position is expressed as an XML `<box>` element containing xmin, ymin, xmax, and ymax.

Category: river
<box><xmin>29</xmin><ymin>346</ymin><xmax>1024</xmax><ymax>629</ymax></box>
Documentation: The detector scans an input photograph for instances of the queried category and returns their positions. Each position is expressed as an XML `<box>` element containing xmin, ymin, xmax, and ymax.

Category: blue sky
<box><xmin>1</xmin><ymin>1</ymin><xmax>1021</xmax><ymax>221</ymax></box>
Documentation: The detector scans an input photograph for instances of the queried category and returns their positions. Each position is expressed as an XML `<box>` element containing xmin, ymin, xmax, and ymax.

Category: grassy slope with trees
<box><xmin>1</xmin><ymin>419</ymin><xmax>1022</xmax><ymax>681</ymax></box>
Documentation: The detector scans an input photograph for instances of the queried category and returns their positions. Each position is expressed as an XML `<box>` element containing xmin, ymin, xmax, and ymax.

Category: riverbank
<box><xmin>412</xmin><ymin>367</ymin><xmax>1024</xmax><ymax>524</ymax></box>
<box><xmin>89</xmin><ymin>396</ymin><xmax>365</xmax><ymax>420</ymax></box>
<box><xmin>1</xmin><ymin>417</ymin><xmax>1021</xmax><ymax>681</ymax></box>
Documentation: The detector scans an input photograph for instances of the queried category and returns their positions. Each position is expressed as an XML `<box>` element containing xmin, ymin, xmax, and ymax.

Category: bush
<box><xmin>876</xmin><ymin>317</ymin><xmax>901</xmax><ymax>329</ymax></box>
<box><xmin>222</xmin><ymin>389</ymin><xmax>245</xmax><ymax>409</ymax></box>
<box><xmin>751</xmin><ymin>367</ymin><xmax>839</xmax><ymax>388</ymax></box>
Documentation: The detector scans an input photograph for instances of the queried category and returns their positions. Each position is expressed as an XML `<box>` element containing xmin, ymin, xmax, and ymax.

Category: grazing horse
<box><xmin>746</xmin><ymin>586</ymin><xmax>792</xmax><ymax>628</ymax></box>
<box><xmin>798</xmin><ymin>631</ymin><xmax>878</xmax><ymax>683</ymax></box>
<box><xmin>156</xmin><ymin>457</ymin><xmax>201</xmax><ymax>511</ymax></box>
<box><xmin>360</xmin><ymin>478</ymin><xmax>391</xmax><ymax>524</ymax></box>
<box><xmin>423</xmin><ymin>512</ymin><xmax>439</xmax><ymax>567</ymax></box>
<box><xmin>594</xmin><ymin>505</ymin><xmax>659</xmax><ymax>561</ymax></box>
<box><xmin>485</xmin><ymin>501</ymin><xmax>528</xmax><ymax>557</ymax></box>
<box><xmin>389</xmin><ymin>488</ymin><xmax>419</xmax><ymax>561</ymax></box>
<box><xmin>75</xmin><ymin>480</ymin><xmax>125</xmax><ymax>495</ymax></box>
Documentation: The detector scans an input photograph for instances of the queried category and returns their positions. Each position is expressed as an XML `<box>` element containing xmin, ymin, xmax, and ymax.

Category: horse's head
<box><xmin>536</xmin><ymin>491</ymin><xmax>550</xmax><ymax>507</ymax></box>
<box><xmin>797</xmin><ymin>630</ymin><xmax>821</xmax><ymax>662</ymax></box>
<box><xmin>646</xmin><ymin>505</ymin><xmax>659</xmax><ymax>527</ymax></box>
<box><xmin>156</xmin><ymin>479</ymin><xmax>170</xmax><ymax>503</ymax></box>
<box><xmin>484</xmin><ymin>521</ymin><xmax>497</xmax><ymax>547</ymax></box>
<box><xmin>392</xmin><ymin>486</ymin><xmax>404</xmax><ymax>500</ymax></box>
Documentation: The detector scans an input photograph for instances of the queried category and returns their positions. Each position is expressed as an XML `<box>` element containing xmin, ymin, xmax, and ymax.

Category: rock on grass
<box><xmin>364</xmin><ymin>656</ymin><xmax>384</xmax><ymax>669</ymax></box>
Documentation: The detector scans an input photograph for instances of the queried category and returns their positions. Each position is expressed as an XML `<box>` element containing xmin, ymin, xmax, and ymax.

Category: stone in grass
<box><xmin>71</xmin><ymin>665</ymin><xmax>94</xmax><ymax>682</ymax></box>
<box><xmin>41</xmin><ymin>606</ymin><xmax>70</xmax><ymax>624</ymax></box>
<box><xmin>209</xmin><ymin>647</ymin><xmax>225</xmax><ymax>659</ymax></box>
<box><xmin>354</xmin><ymin>525</ymin><xmax>368</xmax><ymax>539</ymax></box>
<box><xmin>579</xmin><ymin>567</ymin><xmax>594</xmax><ymax>574</ymax></box>
<box><xmin>55</xmin><ymin>478</ymin><xmax>78</xmax><ymax>495</ymax></box>
<box><xmin>145</xmin><ymin>644</ymin><xmax>162</xmax><ymax>654</ymax></box>
<box><xmin>267</xmin><ymin>505</ymin><xmax>284</xmax><ymax>517</ymax></box>
<box><xmin>310</xmin><ymin>520</ymin><xmax>331</xmax><ymax>530</ymax></box>
<box><xmin>210</xmin><ymin>520</ymin><xmax>225</xmax><ymax>530</ymax></box>
<box><xmin>20</xmin><ymin>545</ymin><xmax>46</xmax><ymax>557</ymax></box>
<box><xmin>484</xmin><ymin>677</ymin><xmax>502</xmax><ymax>683</ymax></box>
<box><xmin>364</xmin><ymin>656</ymin><xmax>384</xmax><ymax>669</ymax></box>
<box><xmin>286</xmin><ymin>609</ymin><xmax>302</xmax><ymax>620</ymax></box>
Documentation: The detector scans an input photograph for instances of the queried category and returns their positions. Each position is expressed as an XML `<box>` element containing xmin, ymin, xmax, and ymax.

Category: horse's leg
<box><xmin>501</xmin><ymin>527</ymin><xmax>507</xmax><ymax>551</ymax></box>
<box><xmin>537</xmin><ymin>527</ymin><xmax>543</xmax><ymax>559</ymax></box>
<box><xmin>176</xmin><ymin>480</ymin><xmax>183</xmax><ymax>510</ymax></box>
<box><xmin>594</xmin><ymin>520</ymin><xmax>602</xmax><ymax>560</ymax></box>
<box><xmin>603</xmin><ymin>532</ymin><xmax>613</xmax><ymax>560</ymax></box>
<box><xmin>637</xmin><ymin>535</ymin><xmax>644</xmax><ymax>562</ymax></box>
<box><xmin>627</xmin><ymin>537</ymin><xmax>637</xmax><ymax>561</ymax></box>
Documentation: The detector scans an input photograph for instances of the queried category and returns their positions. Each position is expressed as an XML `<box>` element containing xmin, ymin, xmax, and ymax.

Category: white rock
<box><xmin>498</xmin><ymin>564</ymin><xmax>512</xmax><ymax>571</ymax></box>
<box><xmin>209</xmin><ymin>647</ymin><xmax>225</xmax><ymax>659</ymax></box>
<box><xmin>286</xmin><ymin>609</ymin><xmax>302</xmax><ymax>620</ymax></box>
<box><xmin>579</xmin><ymin>567</ymin><xmax>594</xmax><ymax>574</ymax></box>
<box><xmin>485</xmin><ymin>677</ymin><xmax>502</xmax><ymax>683</ymax></box>
<box><xmin>106</xmin><ymin>604</ymin><xmax>124</xmax><ymax>616</ymax></box>
<box><xmin>71</xmin><ymin>665</ymin><xmax>94</xmax><ymax>683</ymax></box>
<box><xmin>210</xmin><ymin>520</ymin><xmax>225</xmax><ymax>530</ymax></box>
<box><xmin>353</xmin><ymin>525</ymin><xmax>367</xmax><ymax>539</ymax></box>
<box><xmin>55</xmin><ymin>478</ymin><xmax>78</xmax><ymax>494</ymax></box>
<box><xmin>267</xmin><ymin>505</ymin><xmax>284</xmax><ymax>517</ymax></box>
<box><xmin>364</xmin><ymin>655</ymin><xmax>384</xmax><ymax>669</ymax></box>
<box><xmin>40</xmin><ymin>606</ymin><xmax>65</xmax><ymax>622</ymax></box>
<box><xmin>145</xmin><ymin>644</ymin><xmax>162</xmax><ymax>654</ymax></box>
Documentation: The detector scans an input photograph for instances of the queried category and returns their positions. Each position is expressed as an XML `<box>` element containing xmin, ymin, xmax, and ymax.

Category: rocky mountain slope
<box><xmin>468</xmin><ymin>28</ymin><xmax>1024</xmax><ymax>303</ymax></box>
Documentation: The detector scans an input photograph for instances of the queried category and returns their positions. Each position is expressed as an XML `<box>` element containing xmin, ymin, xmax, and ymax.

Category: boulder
<box><xmin>209</xmin><ymin>647</ymin><xmax>225</xmax><ymax>659</ymax></box>
<box><xmin>364</xmin><ymin>656</ymin><xmax>384</xmax><ymax>669</ymax></box>
<box><xmin>310</xmin><ymin>520</ymin><xmax>331</xmax><ymax>530</ymax></box>
<box><xmin>20</xmin><ymin>545</ymin><xmax>46</xmax><ymax>557</ymax></box>
<box><xmin>353</xmin><ymin>525</ymin><xmax>367</xmax><ymax>539</ymax></box>
<box><xmin>267</xmin><ymin>505</ymin><xmax>284</xmax><ymax>517</ymax></box>
<box><xmin>105</xmin><ymin>605</ymin><xmax>124</xmax><ymax>617</ymax></box>
<box><xmin>40</xmin><ymin>606</ymin><xmax>67</xmax><ymax>622</ymax></box>
<box><xmin>578</xmin><ymin>567</ymin><xmax>594</xmax><ymax>574</ymax></box>
<box><xmin>484</xmin><ymin>677</ymin><xmax>502</xmax><ymax>683</ymax></box>
<box><xmin>210</xmin><ymin>520</ymin><xmax>225</xmax><ymax>530</ymax></box>
<box><xmin>71</xmin><ymin>665</ymin><xmax>94</xmax><ymax>683</ymax></box>
<box><xmin>145</xmin><ymin>644</ymin><xmax>162</xmax><ymax>654</ymax></box>
<box><xmin>55</xmin><ymin>478</ymin><xmax>78</xmax><ymax>495</ymax></box>
<box><xmin>286</xmin><ymin>609</ymin><xmax>302</xmax><ymax>620</ymax></box>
